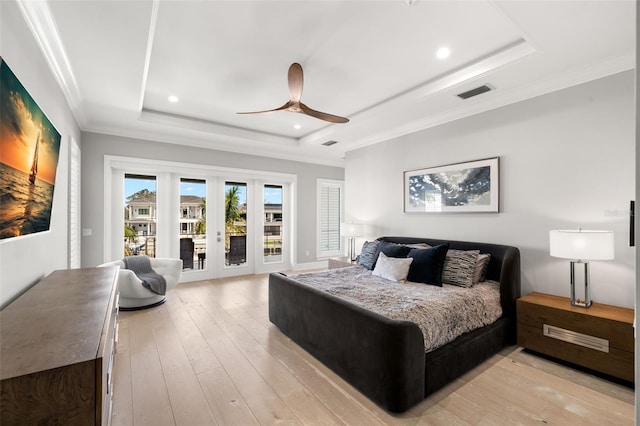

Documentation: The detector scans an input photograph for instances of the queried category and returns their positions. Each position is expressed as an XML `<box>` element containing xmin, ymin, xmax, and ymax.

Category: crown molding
<box><xmin>83</xmin><ymin>123</ymin><xmax>345</xmax><ymax>169</ymax></box>
<box><xmin>17</xmin><ymin>0</ymin><xmax>86</xmax><ymax>126</ymax></box>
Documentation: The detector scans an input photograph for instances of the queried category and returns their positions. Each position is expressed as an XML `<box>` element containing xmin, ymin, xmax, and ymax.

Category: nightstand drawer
<box><xmin>517</xmin><ymin>292</ymin><xmax>634</xmax><ymax>383</ymax></box>
<box><xmin>517</xmin><ymin>302</ymin><xmax>634</xmax><ymax>352</ymax></box>
<box><xmin>518</xmin><ymin>323</ymin><xmax>634</xmax><ymax>382</ymax></box>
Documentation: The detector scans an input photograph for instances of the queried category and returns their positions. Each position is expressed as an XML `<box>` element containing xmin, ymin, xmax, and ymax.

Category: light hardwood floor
<box><xmin>111</xmin><ymin>274</ymin><xmax>635</xmax><ymax>425</ymax></box>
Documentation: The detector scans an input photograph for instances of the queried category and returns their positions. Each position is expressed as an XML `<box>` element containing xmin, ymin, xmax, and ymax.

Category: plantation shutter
<box><xmin>318</xmin><ymin>182</ymin><xmax>342</xmax><ymax>255</ymax></box>
<box><xmin>68</xmin><ymin>138</ymin><xmax>81</xmax><ymax>268</ymax></box>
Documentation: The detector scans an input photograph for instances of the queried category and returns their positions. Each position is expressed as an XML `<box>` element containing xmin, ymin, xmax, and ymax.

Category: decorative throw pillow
<box><xmin>372</xmin><ymin>252</ymin><xmax>413</xmax><ymax>282</ymax></box>
<box><xmin>406</xmin><ymin>244</ymin><xmax>449</xmax><ymax>286</ymax></box>
<box><xmin>473</xmin><ymin>253</ymin><xmax>491</xmax><ymax>284</ymax></box>
<box><xmin>369</xmin><ymin>241</ymin><xmax>411</xmax><ymax>270</ymax></box>
<box><xmin>403</xmin><ymin>243</ymin><xmax>432</xmax><ymax>250</ymax></box>
<box><xmin>358</xmin><ymin>240</ymin><xmax>380</xmax><ymax>270</ymax></box>
<box><xmin>377</xmin><ymin>241</ymin><xmax>412</xmax><ymax>258</ymax></box>
<box><xmin>442</xmin><ymin>249</ymin><xmax>480</xmax><ymax>288</ymax></box>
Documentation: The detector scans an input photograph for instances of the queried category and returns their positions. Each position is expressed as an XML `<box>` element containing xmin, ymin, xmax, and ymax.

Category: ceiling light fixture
<box><xmin>436</xmin><ymin>47</ymin><xmax>450</xmax><ymax>60</ymax></box>
<box><xmin>168</xmin><ymin>95</ymin><xmax>179</xmax><ymax>103</ymax></box>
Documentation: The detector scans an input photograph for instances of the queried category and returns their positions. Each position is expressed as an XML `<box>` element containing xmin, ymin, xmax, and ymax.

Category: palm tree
<box><xmin>225</xmin><ymin>186</ymin><xmax>243</xmax><ymax>228</ymax></box>
<box><xmin>124</xmin><ymin>225</ymin><xmax>136</xmax><ymax>256</ymax></box>
<box><xmin>225</xmin><ymin>186</ymin><xmax>245</xmax><ymax>258</ymax></box>
<box><xmin>195</xmin><ymin>197</ymin><xmax>206</xmax><ymax>234</ymax></box>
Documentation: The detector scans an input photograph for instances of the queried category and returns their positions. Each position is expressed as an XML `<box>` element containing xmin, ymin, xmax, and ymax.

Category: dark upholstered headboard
<box><xmin>377</xmin><ymin>237</ymin><xmax>521</xmax><ymax>321</ymax></box>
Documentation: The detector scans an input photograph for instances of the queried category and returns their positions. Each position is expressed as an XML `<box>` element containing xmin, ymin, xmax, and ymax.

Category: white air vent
<box><xmin>543</xmin><ymin>324</ymin><xmax>609</xmax><ymax>353</ymax></box>
<box><xmin>457</xmin><ymin>85</ymin><xmax>492</xmax><ymax>100</ymax></box>
<box><xmin>322</xmin><ymin>140</ymin><xmax>338</xmax><ymax>146</ymax></box>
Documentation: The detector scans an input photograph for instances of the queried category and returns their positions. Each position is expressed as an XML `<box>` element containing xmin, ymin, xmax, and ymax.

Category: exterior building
<box><xmin>124</xmin><ymin>194</ymin><xmax>283</xmax><ymax>263</ymax></box>
<box><xmin>125</xmin><ymin>196</ymin><xmax>157</xmax><ymax>237</ymax></box>
<box><xmin>125</xmin><ymin>195</ymin><xmax>207</xmax><ymax>238</ymax></box>
<box><xmin>179</xmin><ymin>195</ymin><xmax>205</xmax><ymax>235</ymax></box>
<box><xmin>264</xmin><ymin>203</ymin><xmax>283</xmax><ymax>257</ymax></box>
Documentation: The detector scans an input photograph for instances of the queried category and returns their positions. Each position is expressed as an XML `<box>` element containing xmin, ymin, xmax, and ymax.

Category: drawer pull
<box><xmin>543</xmin><ymin>324</ymin><xmax>609</xmax><ymax>353</ymax></box>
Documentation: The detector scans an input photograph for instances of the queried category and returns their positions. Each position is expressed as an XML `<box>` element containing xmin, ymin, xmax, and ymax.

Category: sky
<box><xmin>124</xmin><ymin>179</ymin><xmax>282</xmax><ymax>204</ymax></box>
<box><xmin>0</xmin><ymin>59</ymin><xmax>61</xmax><ymax>185</ymax></box>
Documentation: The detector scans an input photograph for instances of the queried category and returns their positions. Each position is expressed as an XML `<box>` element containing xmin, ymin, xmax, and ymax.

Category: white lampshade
<box><xmin>549</xmin><ymin>229</ymin><xmax>614</xmax><ymax>261</ymax></box>
<box><xmin>341</xmin><ymin>222</ymin><xmax>364</xmax><ymax>237</ymax></box>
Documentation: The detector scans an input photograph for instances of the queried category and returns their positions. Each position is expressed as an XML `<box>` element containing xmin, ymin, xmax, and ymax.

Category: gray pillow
<box><xmin>473</xmin><ymin>253</ymin><xmax>491</xmax><ymax>284</ymax></box>
<box><xmin>358</xmin><ymin>240</ymin><xmax>380</xmax><ymax>270</ymax></box>
<box><xmin>442</xmin><ymin>249</ymin><xmax>480</xmax><ymax>287</ymax></box>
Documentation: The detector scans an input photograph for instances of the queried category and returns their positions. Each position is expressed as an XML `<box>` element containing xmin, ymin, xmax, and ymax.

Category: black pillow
<box><xmin>371</xmin><ymin>241</ymin><xmax>412</xmax><ymax>267</ymax></box>
<box><xmin>406</xmin><ymin>244</ymin><xmax>449</xmax><ymax>286</ymax></box>
<box><xmin>381</xmin><ymin>243</ymin><xmax>412</xmax><ymax>258</ymax></box>
<box><xmin>369</xmin><ymin>241</ymin><xmax>403</xmax><ymax>269</ymax></box>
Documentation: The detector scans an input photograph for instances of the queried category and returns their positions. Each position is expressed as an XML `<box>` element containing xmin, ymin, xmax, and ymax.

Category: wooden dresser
<box><xmin>517</xmin><ymin>292</ymin><xmax>634</xmax><ymax>383</ymax></box>
<box><xmin>0</xmin><ymin>267</ymin><xmax>120</xmax><ymax>425</ymax></box>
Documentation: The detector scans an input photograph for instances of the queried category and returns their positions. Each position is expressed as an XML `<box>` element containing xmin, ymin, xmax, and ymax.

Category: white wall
<box><xmin>346</xmin><ymin>70</ymin><xmax>635</xmax><ymax>309</ymax></box>
<box><xmin>80</xmin><ymin>132</ymin><xmax>344</xmax><ymax>268</ymax></box>
<box><xmin>0</xmin><ymin>1</ymin><xmax>82</xmax><ymax>307</ymax></box>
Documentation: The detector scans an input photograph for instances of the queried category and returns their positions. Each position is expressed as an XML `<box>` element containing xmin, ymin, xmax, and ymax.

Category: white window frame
<box><xmin>316</xmin><ymin>179</ymin><xmax>344</xmax><ymax>259</ymax></box>
<box><xmin>104</xmin><ymin>155</ymin><xmax>295</xmax><ymax>279</ymax></box>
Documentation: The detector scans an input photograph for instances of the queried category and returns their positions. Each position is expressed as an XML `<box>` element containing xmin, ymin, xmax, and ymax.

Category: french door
<box><xmin>106</xmin><ymin>156</ymin><xmax>293</xmax><ymax>282</ymax></box>
<box><xmin>216</xmin><ymin>180</ymin><xmax>290</xmax><ymax>278</ymax></box>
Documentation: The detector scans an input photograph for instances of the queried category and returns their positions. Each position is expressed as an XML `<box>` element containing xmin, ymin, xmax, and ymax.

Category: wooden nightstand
<box><xmin>328</xmin><ymin>256</ymin><xmax>358</xmax><ymax>269</ymax></box>
<box><xmin>517</xmin><ymin>292</ymin><xmax>634</xmax><ymax>383</ymax></box>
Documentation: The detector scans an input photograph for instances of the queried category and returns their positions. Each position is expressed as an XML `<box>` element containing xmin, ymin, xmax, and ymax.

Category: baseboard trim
<box><xmin>291</xmin><ymin>260</ymin><xmax>328</xmax><ymax>271</ymax></box>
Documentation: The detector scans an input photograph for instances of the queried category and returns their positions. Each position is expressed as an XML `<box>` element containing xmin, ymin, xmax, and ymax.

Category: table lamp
<box><xmin>341</xmin><ymin>222</ymin><xmax>364</xmax><ymax>261</ymax></box>
<box><xmin>549</xmin><ymin>229</ymin><xmax>614</xmax><ymax>308</ymax></box>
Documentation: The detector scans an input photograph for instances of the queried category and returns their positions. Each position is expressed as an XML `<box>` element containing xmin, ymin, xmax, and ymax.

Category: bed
<box><xmin>268</xmin><ymin>236</ymin><xmax>521</xmax><ymax>412</ymax></box>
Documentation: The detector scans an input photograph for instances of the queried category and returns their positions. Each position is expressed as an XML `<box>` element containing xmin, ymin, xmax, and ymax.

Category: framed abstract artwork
<box><xmin>404</xmin><ymin>157</ymin><xmax>499</xmax><ymax>213</ymax></box>
<box><xmin>0</xmin><ymin>57</ymin><xmax>62</xmax><ymax>240</ymax></box>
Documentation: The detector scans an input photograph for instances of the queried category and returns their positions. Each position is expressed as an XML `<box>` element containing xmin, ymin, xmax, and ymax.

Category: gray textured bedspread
<box><xmin>289</xmin><ymin>266</ymin><xmax>502</xmax><ymax>353</ymax></box>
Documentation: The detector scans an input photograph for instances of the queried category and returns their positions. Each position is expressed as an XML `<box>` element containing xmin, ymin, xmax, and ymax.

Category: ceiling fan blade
<box><xmin>299</xmin><ymin>102</ymin><xmax>350</xmax><ymax>124</ymax></box>
<box><xmin>288</xmin><ymin>63</ymin><xmax>304</xmax><ymax>103</ymax></box>
<box><xmin>237</xmin><ymin>101</ymin><xmax>292</xmax><ymax>115</ymax></box>
<box><xmin>238</xmin><ymin>63</ymin><xmax>349</xmax><ymax>124</ymax></box>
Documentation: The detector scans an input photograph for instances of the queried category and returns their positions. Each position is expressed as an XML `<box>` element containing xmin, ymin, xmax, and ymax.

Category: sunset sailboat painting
<box><xmin>29</xmin><ymin>132</ymin><xmax>39</xmax><ymax>185</ymax></box>
<box><xmin>0</xmin><ymin>57</ymin><xmax>61</xmax><ymax>240</ymax></box>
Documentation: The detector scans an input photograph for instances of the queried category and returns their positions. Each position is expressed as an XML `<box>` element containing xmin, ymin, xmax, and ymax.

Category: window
<box><xmin>264</xmin><ymin>185</ymin><xmax>283</xmax><ymax>263</ymax></box>
<box><xmin>179</xmin><ymin>178</ymin><xmax>206</xmax><ymax>271</ymax></box>
<box><xmin>124</xmin><ymin>174</ymin><xmax>157</xmax><ymax>257</ymax></box>
<box><xmin>317</xmin><ymin>179</ymin><xmax>343</xmax><ymax>258</ymax></box>
<box><xmin>225</xmin><ymin>182</ymin><xmax>247</xmax><ymax>266</ymax></box>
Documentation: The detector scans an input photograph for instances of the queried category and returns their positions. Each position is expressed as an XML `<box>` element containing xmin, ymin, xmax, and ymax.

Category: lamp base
<box><xmin>570</xmin><ymin>261</ymin><xmax>592</xmax><ymax>309</ymax></box>
<box><xmin>347</xmin><ymin>237</ymin><xmax>357</xmax><ymax>262</ymax></box>
<box><xmin>570</xmin><ymin>297</ymin><xmax>592</xmax><ymax>309</ymax></box>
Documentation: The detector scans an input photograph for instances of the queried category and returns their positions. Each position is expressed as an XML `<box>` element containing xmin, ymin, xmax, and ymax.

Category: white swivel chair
<box><xmin>98</xmin><ymin>257</ymin><xmax>182</xmax><ymax>310</ymax></box>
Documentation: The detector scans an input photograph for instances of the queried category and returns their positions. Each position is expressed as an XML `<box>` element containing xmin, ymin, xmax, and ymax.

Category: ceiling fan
<box><xmin>237</xmin><ymin>63</ymin><xmax>349</xmax><ymax>124</ymax></box>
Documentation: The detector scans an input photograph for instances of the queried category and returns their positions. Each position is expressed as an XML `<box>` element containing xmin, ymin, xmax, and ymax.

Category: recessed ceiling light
<box><xmin>168</xmin><ymin>95</ymin><xmax>179</xmax><ymax>103</ymax></box>
<box><xmin>436</xmin><ymin>47</ymin><xmax>450</xmax><ymax>60</ymax></box>
<box><xmin>293</xmin><ymin>124</ymin><xmax>302</xmax><ymax>130</ymax></box>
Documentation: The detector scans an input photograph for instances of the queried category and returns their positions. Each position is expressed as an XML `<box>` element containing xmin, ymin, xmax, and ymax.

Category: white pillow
<box><xmin>372</xmin><ymin>252</ymin><xmax>413</xmax><ymax>282</ymax></box>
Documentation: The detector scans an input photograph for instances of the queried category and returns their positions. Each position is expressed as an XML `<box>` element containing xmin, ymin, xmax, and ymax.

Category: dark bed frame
<box><xmin>268</xmin><ymin>237</ymin><xmax>521</xmax><ymax>412</ymax></box>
